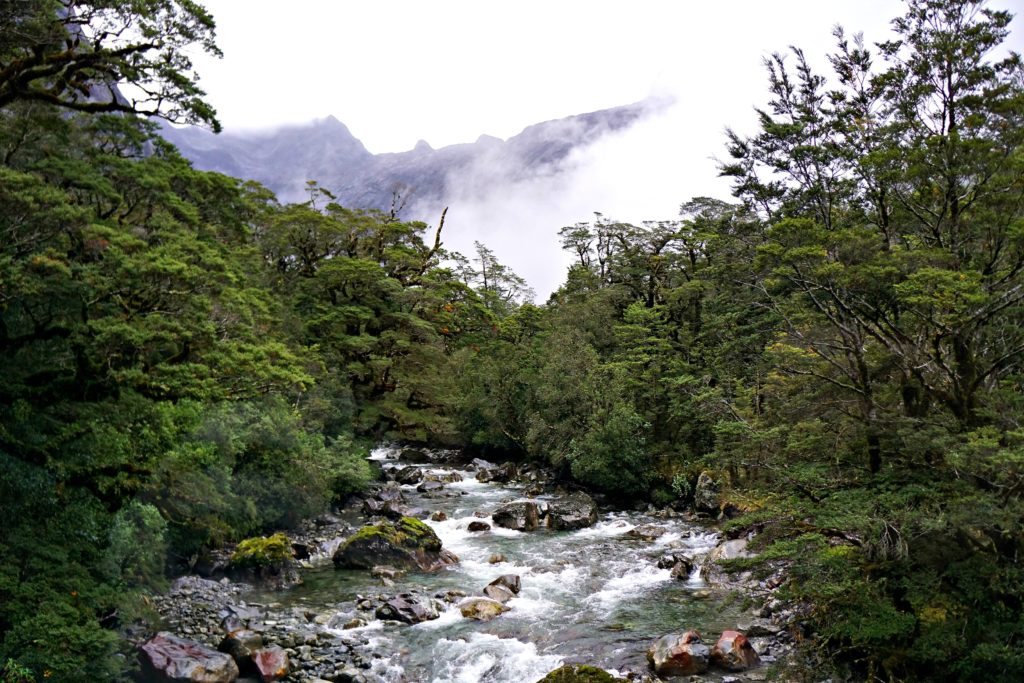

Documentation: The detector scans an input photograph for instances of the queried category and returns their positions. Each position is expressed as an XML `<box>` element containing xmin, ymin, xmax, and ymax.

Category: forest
<box><xmin>1</xmin><ymin>0</ymin><xmax>1022</xmax><ymax>681</ymax></box>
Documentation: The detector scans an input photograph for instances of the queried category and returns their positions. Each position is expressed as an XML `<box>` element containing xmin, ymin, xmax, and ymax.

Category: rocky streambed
<box><xmin>142</xmin><ymin>446</ymin><xmax>796</xmax><ymax>682</ymax></box>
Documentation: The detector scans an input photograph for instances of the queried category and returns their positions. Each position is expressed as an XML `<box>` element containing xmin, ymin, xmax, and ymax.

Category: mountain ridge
<box><xmin>160</xmin><ymin>98</ymin><xmax>667</xmax><ymax>212</ymax></box>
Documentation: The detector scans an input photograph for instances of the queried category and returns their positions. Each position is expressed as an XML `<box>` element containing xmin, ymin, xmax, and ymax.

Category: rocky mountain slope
<box><xmin>161</xmin><ymin>99</ymin><xmax>664</xmax><ymax>212</ymax></box>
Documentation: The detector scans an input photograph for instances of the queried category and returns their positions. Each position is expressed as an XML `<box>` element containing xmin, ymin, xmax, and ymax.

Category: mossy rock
<box><xmin>231</xmin><ymin>533</ymin><xmax>294</xmax><ymax>568</ymax></box>
<box><xmin>535</xmin><ymin>664</ymin><xmax>627</xmax><ymax>682</ymax></box>
<box><xmin>333</xmin><ymin>517</ymin><xmax>457</xmax><ymax>571</ymax></box>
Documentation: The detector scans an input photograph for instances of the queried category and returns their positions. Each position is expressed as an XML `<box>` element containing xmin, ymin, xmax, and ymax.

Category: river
<box><xmin>246</xmin><ymin>445</ymin><xmax>750</xmax><ymax>682</ymax></box>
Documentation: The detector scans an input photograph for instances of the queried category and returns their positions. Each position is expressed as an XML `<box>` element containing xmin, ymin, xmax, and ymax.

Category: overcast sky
<box><xmin>188</xmin><ymin>1</ymin><xmax>1024</xmax><ymax>297</ymax></box>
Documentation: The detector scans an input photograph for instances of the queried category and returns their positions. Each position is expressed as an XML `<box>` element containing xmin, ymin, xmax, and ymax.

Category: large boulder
<box><xmin>332</xmin><ymin>517</ymin><xmax>458</xmax><ymax>572</ymax></box>
<box><xmin>140</xmin><ymin>632</ymin><xmax>240</xmax><ymax>682</ymax></box>
<box><xmin>375</xmin><ymin>592</ymin><xmax>443</xmax><ymax>624</ymax></box>
<box><xmin>535</xmin><ymin>664</ymin><xmax>627</xmax><ymax>682</ymax></box>
<box><xmin>253</xmin><ymin>646</ymin><xmax>289</xmax><ymax>682</ymax></box>
<box><xmin>459</xmin><ymin>596</ymin><xmax>510</xmax><ymax>621</ymax></box>
<box><xmin>710</xmin><ymin>630</ymin><xmax>760</xmax><ymax>671</ymax></box>
<box><xmin>647</xmin><ymin>631</ymin><xmax>710</xmax><ymax>677</ymax></box>
<box><xmin>693</xmin><ymin>471</ymin><xmax>719</xmax><ymax>512</ymax></box>
<box><xmin>492</xmin><ymin>501</ymin><xmax>540</xmax><ymax>532</ymax></box>
<box><xmin>546</xmin><ymin>493</ymin><xmax>599</xmax><ymax>530</ymax></box>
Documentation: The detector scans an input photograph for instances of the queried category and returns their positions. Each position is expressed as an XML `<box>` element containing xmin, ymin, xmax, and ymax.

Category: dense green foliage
<box><xmin>1</xmin><ymin>1</ymin><xmax>1022</xmax><ymax>681</ymax></box>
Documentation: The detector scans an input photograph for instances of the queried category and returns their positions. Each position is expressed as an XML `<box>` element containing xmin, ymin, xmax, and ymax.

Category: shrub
<box><xmin>230</xmin><ymin>533</ymin><xmax>293</xmax><ymax>568</ymax></box>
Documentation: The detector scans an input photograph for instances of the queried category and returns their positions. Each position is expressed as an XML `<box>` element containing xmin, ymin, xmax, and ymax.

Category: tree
<box><xmin>0</xmin><ymin>0</ymin><xmax>221</xmax><ymax>129</ymax></box>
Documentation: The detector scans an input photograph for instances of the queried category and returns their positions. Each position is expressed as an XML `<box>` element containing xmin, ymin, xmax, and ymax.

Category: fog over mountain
<box><xmin>162</xmin><ymin>97</ymin><xmax>708</xmax><ymax>297</ymax></box>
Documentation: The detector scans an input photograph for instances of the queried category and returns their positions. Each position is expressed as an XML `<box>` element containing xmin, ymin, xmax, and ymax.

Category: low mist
<box><xmin>409</xmin><ymin>99</ymin><xmax>742</xmax><ymax>300</ymax></box>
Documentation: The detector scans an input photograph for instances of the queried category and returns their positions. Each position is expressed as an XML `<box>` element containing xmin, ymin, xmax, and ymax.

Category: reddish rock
<box><xmin>711</xmin><ymin>630</ymin><xmax>760</xmax><ymax>671</ymax></box>
<box><xmin>140</xmin><ymin>632</ymin><xmax>239</xmax><ymax>682</ymax></box>
<box><xmin>253</xmin><ymin>646</ymin><xmax>289</xmax><ymax>682</ymax></box>
<box><xmin>647</xmin><ymin>630</ymin><xmax>710</xmax><ymax>676</ymax></box>
<box><xmin>467</xmin><ymin>520</ymin><xmax>491</xmax><ymax>532</ymax></box>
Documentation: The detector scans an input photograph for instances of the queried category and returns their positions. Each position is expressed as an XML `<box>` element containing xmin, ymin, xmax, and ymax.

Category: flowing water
<box><xmin>249</xmin><ymin>446</ymin><xmax>747</xmax><ymax>682</ymax></box>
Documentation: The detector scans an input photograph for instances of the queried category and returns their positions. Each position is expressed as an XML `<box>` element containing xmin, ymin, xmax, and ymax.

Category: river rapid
<box><xmin>245</xmin><ymin>445</ymin><xmax>753</xmax><ymax>682</ymax></box>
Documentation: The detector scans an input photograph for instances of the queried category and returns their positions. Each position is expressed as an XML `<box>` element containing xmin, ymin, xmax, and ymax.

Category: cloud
<box><xmin>410</xmin><ymin>97</ymin><xmax>739</xmax><ymax>300</ymax></box>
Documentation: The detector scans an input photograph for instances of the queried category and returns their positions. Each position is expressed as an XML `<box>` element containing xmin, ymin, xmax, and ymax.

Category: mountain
<box><xmin>160</xmin><ymin>99</ymin><xmax>666</xmax><ymax>213</ymax></box>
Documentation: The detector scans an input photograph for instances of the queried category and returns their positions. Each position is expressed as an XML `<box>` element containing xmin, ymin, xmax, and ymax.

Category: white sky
<box><xmin>188</xmin><ymin>1</ymin><xmax>1024</xmax><ymax>296</ymax></box>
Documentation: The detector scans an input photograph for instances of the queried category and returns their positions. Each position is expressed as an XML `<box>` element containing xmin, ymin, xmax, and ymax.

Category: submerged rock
<box><xmin>459</xmin><ymin>596</ymin><xmax>510</xmax><ymax>621</ymax></box>
<box><xmin>647</xmin><ymin>630</ymin><xmax>710</xmax><ymax>676</ymax></box>
<box><xmin>711</xmin><ymin>630</ymin><xmax>760</xmax><ymax>671</ymax></box>
<box><xmin>332</xmin><ymin>517</ymin><xmax>458</xmax><ymax>572</ymax></box>
<box><xmin>467</xmin><ymin>520</ymin><xmax>491</xmax><ymax>532</ymax></box>
<box><xmin>425</xmin><ymin>471</ymin><xmax>464</xmax><ymax>483</ymax></box>
<box><xmin>140</xmin><ymin>632</ymin><xmax>240</xmax><ymax>682</ymax></box>
<box><xmin>369</xmin><ymin>565</ymin><xmax>405</xmax><ymax>580</ymax></box>
<box><xmin>535</xmin><ymin>664</ymin><xmax>627</xmax><ymax>682</ymax></box>
<box><xmin>546</xmin><ymin>493</ymin><xmax>599</xmax><ymax>530</ymax></box>
<box><xmin>627</xmin><ymin>524</ymin><xmax>667</xmax><ymax>541</ymax></box>
<box><xmin>492</xmin><ymin>500</ymin><xmax>540</xmax><ymax>531</ymax></box>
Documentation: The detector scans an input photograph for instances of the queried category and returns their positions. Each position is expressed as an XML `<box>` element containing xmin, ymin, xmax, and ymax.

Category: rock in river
<box><xmin>546</xmin><ymin>493</ymin><xmax>599</xmax><ymax>530</ymax></box>
<box><xmin>459</xmin><ymin>596</ymin><xmax>510</xmax><ymax>621</ymax></box>
<box><xmin>140</xmin><ymin>632</ymin><xmax>239</xmax><ymax>682</ymax></box>
<box><xmin>332</xmin><ymin>517</ymin><xmax>458</xmax><ymax>572</ymax></box>
<box><xmin>394</xmin><ymin>466</ymin><xmax>424</xmax><ymax>485</ymax></box>
<box><xmin>627</xmin><ymin>524</ymin><xmax>667</xmax><ymax>541</ymax></box>
<box><xmin>375</xmin><ymin>592</ymin><xmax>443</xmax><ymax>624</ymax></box>
<box><xmin>492</xmin><ymin>500</ymin><xmax>540</xmax><ymax>531</ymax></box>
